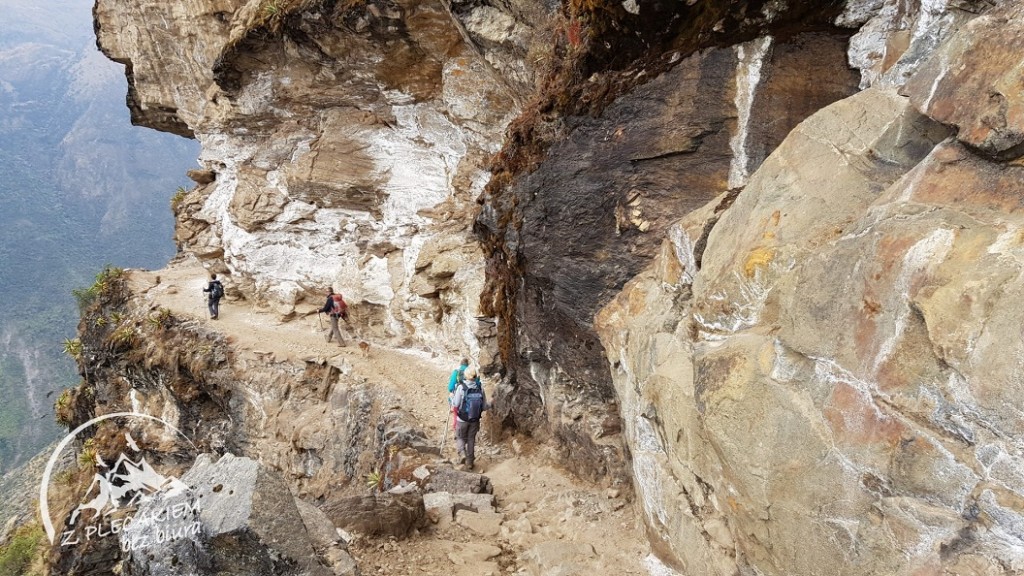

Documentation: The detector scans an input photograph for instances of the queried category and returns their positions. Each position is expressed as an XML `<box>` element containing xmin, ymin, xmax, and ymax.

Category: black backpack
<box><xmin>457</xmin><ymin>382</ymin><xmax>485</xmax><ymax>423</ymax></box>
<box><xmin>210</xmin><ymin>281</ymin><xmax>224</xmax><ymax>300</ymax></box>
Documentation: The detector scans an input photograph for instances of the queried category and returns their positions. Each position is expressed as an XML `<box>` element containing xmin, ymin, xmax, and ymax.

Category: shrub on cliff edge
<box><xmin>0</xmin><ymin>522</ymin><xmax>45</xmax><ymax>576</ymax></box>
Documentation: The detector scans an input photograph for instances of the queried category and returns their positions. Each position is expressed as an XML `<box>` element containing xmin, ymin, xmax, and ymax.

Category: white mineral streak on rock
<box><xmin>728</xmin><ymin>37</ymin><xmax>773</xmax><ymax>190</ymax></box>
<box><xmin>464</xmin><ymin>6</ymin><xmax>525</xmax><ymax>46</ymax></box>
<box><xmin>893</xmin><ymin>156</ymin><xmax>930</xmax><ymax>204</ymax></box>
<box><xmin>235</xmin><ymin>72</ymin><xmax>275</xmax><ymax>116</ymax></box>
<box><xmin>622</xmin><ymin>0</ymin><xmax>640</xmax><ymax>15</ymax></box>
<box><xmin>375</xmin><ymin>103</ymin><xmax>463</xmax><ymax>228</ymax></box>
<box><xmin>633</xmin><ymin>450</ymin><xmax>671</xmax><ymax>533</ymax></box>
<box><xmin>159</xmin><ymin>394</ymin><xmax>183</xmax><ymax>443</ymax></box>
<box><xmin>769</xmin><ymin>338</ymin><xmax>801</xmax><ymax>382</ymax></box>
<box><xmin>130</xmin><ymin>388</ymin><xmax>142</xmax><ymax>414</ymax></box>
<box><xmin>528</xmin><ymin>361</ymin><xmax>550</xmax><ymax>408</ymax></box>
<box><xmin>987</xmin><ymin>228</ymin><xmax>1024</xmax><ymax>259</ymax></box>
<box><xmin>760</xmin><ymin>0</ymin><xmax>788</xmax><ymax>22</ymax></box>
<box><xmin>835</xmin><ymin>0</ymin><xmax>885</xmax><ymax>27</ymax></box>
<box><xmin>609</xmin><ymin>339</ymin><xmax>672</xmax><ymax>534</ymax></box>
<box><xmin>847</xmin><ymin>0</ymin><xmax>967</xmax><ymax>89</ymax></box>
<box><xmin>872</xmin><ymin>228</ymin><xmax>955</xmax><ymax>373</ymax></box>
<box><xmin>692</xmin><ymin>271</ymin><xmax>771</xmax><ymax>339</ymax></box>
<box><xmin>643</xmin><ymin>554</ymin><xmax>682</xmax><ymax>576</ymax></box>
<box><xmin>847</xmin><ymin>1</ymin><xmax>902</xmax><ymax>88</ymax></box>
<box><xmin>882</xmin><ymin>5</ymin><xmax>960</xmax><ymax>90</ymax></box>
<box><xmin>667</xmin><ymin>223</ymin><xmax>696</xmax><ymax>285</ymax></box>
<box><xmin>819</xmin><ymin>354</ymin><xmax>892</xmax><ymax>430</ymax></box>
<box><xmin>919</xmin><ymin>46</ymin><xmax>950</xmax><ymax>111</ymax></box>
<box><xmin>977</xmin><ymin>490</ymin><xmax>1024</xmax><ymax>566</ymax></box>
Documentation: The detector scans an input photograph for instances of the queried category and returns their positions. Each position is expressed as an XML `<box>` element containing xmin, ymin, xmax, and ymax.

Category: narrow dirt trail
<box><xmin>127</xmin><ymin>256</ymin><xmax>664</xmax><ymax>576</ymax></box>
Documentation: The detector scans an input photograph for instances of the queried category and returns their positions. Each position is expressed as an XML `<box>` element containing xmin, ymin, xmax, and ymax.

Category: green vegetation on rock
<box><xmin>0</xmin><ymin>523</ymin><xmax>45</xmax><ymax>576</ymax></box>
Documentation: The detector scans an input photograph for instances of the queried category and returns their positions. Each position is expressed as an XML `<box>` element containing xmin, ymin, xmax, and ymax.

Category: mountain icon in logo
<box><xmin>69</xmin><ymin>433</ymin><xmax>189</xmax><ymax>526</ymax></box>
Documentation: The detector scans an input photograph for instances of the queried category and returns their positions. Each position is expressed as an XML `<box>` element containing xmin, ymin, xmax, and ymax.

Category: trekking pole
<box><xmin>317</xmin><ymin>311</ymin><xmax>323</xmax><ymax>331</ymax></box>
<box><xmin>440</xmin><ymin>406</ymin><xmax>450</xmax><ymax>457</ymax></box>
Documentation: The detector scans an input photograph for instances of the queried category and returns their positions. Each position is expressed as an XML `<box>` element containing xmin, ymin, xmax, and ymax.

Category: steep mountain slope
<box><xmin>0</xmin><ymin>0</ymin><xmax>199</xmax><ymax>473</ymax></box>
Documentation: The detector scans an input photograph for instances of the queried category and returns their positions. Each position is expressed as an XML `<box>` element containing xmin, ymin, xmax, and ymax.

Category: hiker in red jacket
<box><xmin>319</xmin><ymin>288</ymin><xmax>349</xmax><ymax>347</ymax></box>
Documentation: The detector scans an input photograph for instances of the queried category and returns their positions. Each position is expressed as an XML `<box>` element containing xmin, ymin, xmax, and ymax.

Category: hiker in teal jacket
<box><xmin>447</xmin><ymin>358</ymin><xmax>469</xmax><ymax>394</ymax></box>
<box><xmin>446</xmin><ymin>358</ymin><xmax>469</xmax><ymax>433</ymax></box>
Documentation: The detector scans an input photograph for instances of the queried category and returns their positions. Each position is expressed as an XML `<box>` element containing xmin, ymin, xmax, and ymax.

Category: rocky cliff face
<box><xmin>84</xmin><ymin>0</ymin><xmax>1024</xmax><ymax>574</ymax></box>
<box><xmin>597</xmin><ymin>2</ymin><xmax>1024</xmax><ymax>574</ymax></box>
<box><xmin>94</xmin><ymin>0</ymin><xmax>543</xmax><ymax>359</ymax></box>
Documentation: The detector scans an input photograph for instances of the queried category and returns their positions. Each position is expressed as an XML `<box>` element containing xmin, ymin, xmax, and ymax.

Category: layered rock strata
<box><xmin>596</xmin><ymin>3</ymin><xmax>1024</xmax><ymax>573</ymax></box>
<box><xmin>479</xmin><ymin>26</ymin><xmax>860</xmax><ymax>482</ymax></box>
<box><xmin>94</xmin><ymin>0</ymin><xmax>541</xmax><ymax>357</ymax></box>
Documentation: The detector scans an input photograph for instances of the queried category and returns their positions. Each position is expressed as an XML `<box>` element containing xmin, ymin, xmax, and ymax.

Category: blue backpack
<box><xmin>458</xmin><ymin>382</ymin><xmax>485</xmax><ymax>423</ymax></box>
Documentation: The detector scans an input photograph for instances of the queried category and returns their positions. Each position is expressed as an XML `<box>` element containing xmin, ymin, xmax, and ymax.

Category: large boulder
<box><xmin>122</xmin><ymin>453</ymin><xmax>334</xmax><ymax>576</ymax></box>
<box><xmin>322</xmin><ymin>490</ymin><xmax>426</xmax><ymax>539</ymax></box>
<box><xmin>598</xmin><ymin>85</ymin><xmax>1024</xmax><ymax>575</ymax></box>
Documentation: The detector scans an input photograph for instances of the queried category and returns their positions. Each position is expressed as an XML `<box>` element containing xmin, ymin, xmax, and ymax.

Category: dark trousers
<box><xmin>208</xmin><ymin>298</ymin><xmax>220</xmax><ymax>318</ymax></box>
<box><xmin>455</xmin><ymin>420</ymin><xmax>480</xmax><ymax>466</ymax></box>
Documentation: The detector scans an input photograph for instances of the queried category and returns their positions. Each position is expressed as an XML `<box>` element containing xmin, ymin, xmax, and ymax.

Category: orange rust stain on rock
<box><xmin>875</xmin><ymin>235</ymin><xmax>915</xmax><ymax>275</ymax></box>
<box><xmin>861</xmin><ymin>299</ymin><xmax>881</xmax><ymax>317</ymax></box>
<box><xmin>909</xmin><ymin>150</ymin><xmax>1024</xmax><ymax>212</ymax></box>
<box><xmin>743</xmin><ymin>246</ymin><xmax>775</xmax><ymax>278</ymax></box>
<box><xmin>875</xmin><ymin>356</ymin><xmax>916</xmax><ymax>393</ymax></box>
<box><xmin>824</xmin><ymin>382</ymin><xmax>905</xmax><ymax>448</ymax></box>
<box><xmin>854</xmin><ymin>310</ymin><xmax>877</xmax><ymax>365</ymax></box>
<box><xmin>626</xmin><ymin>283</ymin><xmax>650</xmax><ymax>317</ymax></box>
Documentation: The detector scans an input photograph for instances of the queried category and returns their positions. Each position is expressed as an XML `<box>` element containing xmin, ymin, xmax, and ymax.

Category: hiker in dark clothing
<box><xmin>452</xmin><ymin>368</ymin><xmax>487</xmax><ymax>471</ymax></box>
<box><xmin>320</xmin><ymin>288</ymin><xmax>349</xmax><ymax>347</ymax></box>
<box><xmin>202</xmin><ymin>273</ymin><xmax>224</xmax><ymax>319</ymax></box>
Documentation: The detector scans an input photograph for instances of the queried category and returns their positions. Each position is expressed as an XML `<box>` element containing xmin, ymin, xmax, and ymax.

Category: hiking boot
<box><xmin>465</xmin><ymin>460</ymin><xmax>474</xmax><ymax>471</ymax></box>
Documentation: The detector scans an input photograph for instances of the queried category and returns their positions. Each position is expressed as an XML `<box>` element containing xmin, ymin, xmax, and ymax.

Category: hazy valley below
<box><xmin>0</xmin><ymin>0</ymin><xmax>198</xmax><ymax>474</ymax></box>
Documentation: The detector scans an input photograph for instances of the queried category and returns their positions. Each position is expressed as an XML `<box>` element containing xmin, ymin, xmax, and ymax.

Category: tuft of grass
<box><xmin>109</xmin><ymin>324</ymin><xmax>137</xmax><ymax>349</ymax></box>
<box><xmin>62</xmin><ymin>338</ymin><xmax>82</xmax><ymax>361</ymax></box>
<box><xmin>146</xmin><ymin>308</ymin><xmax>175</xmax><ymax>331</ymax></box>
<box><xmin>78</xmin><ymin>438</ymin><xmax>97</xmax><ymax>469</ymax></box>
<box><xmin>73</xmin><ymin>265</ymin><xmax>126</xmax><ymax>311</ymax></box>
<box><xmin>0</xmin><ymin>522</ymin><xmax>46</xmax><ymax>576</ymax></box>
<box><xmin>55</xmin><ymin>469</ymin><xmax>75</xmax><ymax>486</ymax></box>
<box><xmin>170</xmin><ymin>186</ymin><xmax>188</xmax><ymax>214</ymax></box>
<box><xmin>54</xmin><ymin>388</ymin><xmax>73</xmax><ymax>426</ymax></box>
<box><xmin>365</xmin><ymin>469</ymin><xmax>383</xmax><ymax>492</ymax></box>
